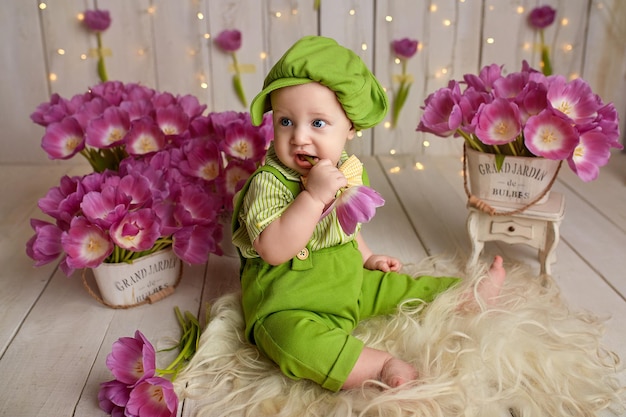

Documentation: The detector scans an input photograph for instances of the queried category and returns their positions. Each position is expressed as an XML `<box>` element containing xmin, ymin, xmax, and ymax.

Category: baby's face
<box><xmin>270</xmin><ymin>82</ymin><xmax>355</xmax><ymax>175</ymax></box>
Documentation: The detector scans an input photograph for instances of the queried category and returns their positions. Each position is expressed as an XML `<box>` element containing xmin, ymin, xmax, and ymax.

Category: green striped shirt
<box><xmin>232</xmin><ymin>144</ymin><xmax>359</xmax><ymax>259</ymax></box>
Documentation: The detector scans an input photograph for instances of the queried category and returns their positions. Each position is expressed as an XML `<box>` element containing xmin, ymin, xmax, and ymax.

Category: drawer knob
<box><xmin>508</xmin><ymin>226</ymin><xmax>516</xmax><ymax>232</ymax></box>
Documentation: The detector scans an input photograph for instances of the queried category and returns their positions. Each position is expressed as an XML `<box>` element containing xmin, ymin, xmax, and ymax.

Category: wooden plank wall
<box><xmin>2</xmin><ymin>0</ymin><xmax>624</xmax><ymax>164</ymax></box>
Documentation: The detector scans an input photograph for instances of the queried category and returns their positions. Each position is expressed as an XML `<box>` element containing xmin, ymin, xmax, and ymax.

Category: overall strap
<box><xmin>231</xmin><ymin>162</ymin><xmax>369</xmax><ymax>274</ymax></box>
<box><xmin>231</xmin><ymin>165</ymin><xmax>302</xmax><ymax>236</ymax></box>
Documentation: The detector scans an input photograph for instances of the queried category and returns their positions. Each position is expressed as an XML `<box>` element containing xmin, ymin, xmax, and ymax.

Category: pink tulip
<box><xmin>125</xmin><ymin>117</ymin><xmax>167</xmax><ymax>156</ymax></box>
<box><xmin>474</xmin><ymin>98</ymin><xmax>522</xmax><ymax>146</ymax></box>
<box><xmin>174</xmin><ymin>223</ymin><xmax>222</xmax><ymax>263</ymax></box>
<box><xmin>528</xmin><ymin>6</ymin><xmax>556</xmax><ymax>29</ymax></box>
<box><xmin>214</xmin><ymin>29</ymin><xmax>242</xmax><ymax>52</ymax></box>
<box><xmin>110</xmin><ymin>209</ymin><xmax>161</xmax><ymax>251</ymax></box>
<box><xmin>177</xmin><ymin>94</ymin><xmax>207</xmax><ymax>119</ymax></box>
<box><xmin>322</xmin><ymin>185</ymin><xmax>385</xmax><ymax>235</ymax></box>
<box><xmin>81</xmin><ymin>186</ymin><xmax>130</xmax><ymax>229</ymax></box>
<box><xmin>91</xmin><ymin>81</ymin><xmax>126</xmax><ymax>106</ymax></box>
<box><xmin>30</xmin><ymin>93</ymin><xmax>71</xmax><ymax>127</ymax></box>
<box><xmin>567</xmin><ymin>129</ymin><xmax>612</xmax><ymax>182</ymax></box>
<box><xmin>463</xmin><ymin>63</ymin><xmax>502</xmax><ymax>93</ymax></box>
<box><xmin>416</xmin><ymin>81</ymin><xmax>464</xmax><ymax>137</ymax></box>
<box><xmin>156</xmin><ymin>105</ymin><xmax>190</xmax><ymax>136</ymax></box>
<box><xmin>220</xmin><ymin>119</ymin><xmax>268</xmax><ymax>161</ymax></box>
<box><xmin>174</xmin><ymin>184</ymin><xmax>221</xmax><ymax>227</ymax></box>
<box><xmin>26</xmin><ymin>219</ymin><xmax>63</xmax><ymax>266</ymax></box>
<box><xmin>391</xmin><ymin>38</ymin><xmax>418</xmax><ymax>60</ymax></box>
<box><xmin>547</xmin><ymin>76</ymin><xmax>600</xmax><ymax>125</ymax></box>
<box><xmin>61</xmin><ymin>216</ymin><xmax>114</xmax><ymax>270</ymax></box>
<box><xmin>222</xmin><ymin>158</ymin><xmax>258</xmax><ymax>199</ymax></box>
<box><xmin>83</xmin><ymin>9</ymin><xmax>112</xmax><ymax>32</ymax></box>
<box><xmin>179</xmin><ymin>139</ymin><xmax>222</xmax><ymax>181</ymax></box>
<box><xmin>41</xmin><ymin>117</ymin><xmax>85</xmax><ymax>160</ymax></box>
<box><xmin>98</xmin><ymin>379</ymin><xmax>132</xmax><ymax>415</ymax></box>
<box><xmin>126</xmin><ymin>377</ymin><xmax>178</xmax><ymax>417</ymax></box>
<box><xmin>37</xmin><ymin>175</ymin><xmax>85</xmax><ymax>224</ymax></box>
<box><xmin>85</xmin><ymin>107</ymin><xmax>131</xmax><ymax>148</ymax></box>
<box><xmin>106</xmin><ymin>330</ymin><xmax>156</xmax><ymax>385</ymax></box>
<box><xmin>524</xmin><ymin>109</ymin><xmax>578</xmax><ymax>159</ymax></box>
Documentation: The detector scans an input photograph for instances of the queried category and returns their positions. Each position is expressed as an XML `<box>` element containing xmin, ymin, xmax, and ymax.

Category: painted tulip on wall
<box><xmin>528</xmin><ymin>6</ymin><xmax>556</xmax><ymax>76</ymax></box>
<box><xmin>390</xmin><ymin>38</ymin><xmax>418</xmax><ymax>128</ymax></box>
<box><xmin>82</xmin><ymin>9</ymin><xmax>112</xmax><ymax>82</ymax></box>
<box><xmin>214</xmin><ymin>29</ymin><xmax>248</xmax><ymax>108</ymax></box>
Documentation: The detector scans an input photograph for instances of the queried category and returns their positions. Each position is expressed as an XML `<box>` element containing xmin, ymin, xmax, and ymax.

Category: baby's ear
<box><xmin>347</xmin><ymin>124</ymin><xmax>356</xmax><ymax>140</ymax></box>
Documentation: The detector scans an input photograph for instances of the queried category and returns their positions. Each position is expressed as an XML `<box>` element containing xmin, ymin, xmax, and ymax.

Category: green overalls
<box><xmin>232</xmin><ymin>165</ymin><xmax>460</xmax><ymax>392</ymax></box>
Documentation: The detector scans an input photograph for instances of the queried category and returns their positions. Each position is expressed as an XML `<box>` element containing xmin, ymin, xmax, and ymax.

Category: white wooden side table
<box><xmin>466</xmin><ymin>192</ymin><xmax>565</xmax><ymax>275</ymax></box>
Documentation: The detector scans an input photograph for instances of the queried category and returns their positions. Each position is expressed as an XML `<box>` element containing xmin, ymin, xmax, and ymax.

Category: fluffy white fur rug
<box><xmin>174</xmin><ymin>258</ymin><xmax>625</xmax><ymax>417</ymax></box>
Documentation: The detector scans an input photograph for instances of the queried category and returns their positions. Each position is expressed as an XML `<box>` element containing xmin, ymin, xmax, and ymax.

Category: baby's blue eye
<box><xmin>312</xmin><ymin>119</ymin><xmax>326</xmax><ymax>128</ymax></box>
<box><xmin>280</xmin><ymin>118</ymin><xmax>292</xmax><ymax>127</ymax></box>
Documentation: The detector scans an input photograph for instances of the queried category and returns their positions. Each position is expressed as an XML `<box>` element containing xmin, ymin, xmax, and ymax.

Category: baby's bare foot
<box><xmin>478</xmin><ymin>255</ymin><xmax>506</xmax><ymax>305</ymax></box>
<box><xmin>380</xmin><ymin>357</ymin><xmax>418</xmax><ymax>388</ymax></box>
<box><xmin>459</xmin><ymin>256</ymin><xmax>506</xmax><ymax>311</ymax></box>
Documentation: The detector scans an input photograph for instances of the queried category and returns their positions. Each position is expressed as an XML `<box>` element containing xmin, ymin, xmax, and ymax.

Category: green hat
<box><xmin>250</xmin><ymin>36</ymin><xmax>388</xmax><ymax>130</ymax></box>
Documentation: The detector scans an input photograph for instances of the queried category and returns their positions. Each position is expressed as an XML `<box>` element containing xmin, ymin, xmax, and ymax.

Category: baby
<box><xmin>232</xmin><ymin>36</ymin><xmax>506</xmax><ymax>391</ymax></box>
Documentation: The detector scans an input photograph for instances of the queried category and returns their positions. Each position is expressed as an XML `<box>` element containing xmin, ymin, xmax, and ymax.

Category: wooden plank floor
<box><xmin>1</xmin><ymin>151</ymin><xmax>625</xmax><ymax>417</ymax></box>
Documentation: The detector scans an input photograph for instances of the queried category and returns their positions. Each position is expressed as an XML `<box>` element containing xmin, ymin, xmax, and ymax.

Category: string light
<box><xmin>430</xmin><ymin>5</ymin><xmax>438</xmax><ymax>12</ymax></box>
<box><xmin>49</xmin><ymin>73</ymin><xmax>57</xmax><ymax>81</ymax></box>
<box><xmin>414</xmin><ymin>162</ymin><xmax>425</xmax><ymax>171</ymax></box>
<box><xmin>361</xmin><ymin>43</ymin><xmax>367</xmax><ymax>51</ymax></box>
<box><xmin>349</xmin><ymin>9</ymin><xmax>356</xmax><ymax>16</ymax></box>
<box><xmin>196</xmin><ymin>12</ymin><xmax>204</xmax><ymax>20</ymax></box>
<box><xmin>389</xmin><ymin>166</ymin><xmax>401</xmax><ymax>174</ymax></box>
<box><xmin>561</xmin><ymin>18</ymin><xmax>569</xmax><ymax>26</ymax></box>
<box><xmin>39</xmin><ymin>2</ymin><xmax>47</xmax><ymax>10</ymax></box>
<box><xmin>385</xmin><ymin>15</ymin><xmax>393</xmax><ymax>22</ymax></box>
<box><xmin>516</xmin><ymin>6</ymin><xmax>525</xmax><ymax>14</ymax></box>
<box><xmin>275</xmin><ymin>12</ymin><xmax>282</xmax><ymax>18</ymax></box>
<box><xmin>147</xmin><ymin>6</ymin><xmax>156</xmax><ymax>15</ymax></box>
<box><xmin>57</xmin><ymin>48</ymin><xmax>65</xmax><ymax>55</ymax></box>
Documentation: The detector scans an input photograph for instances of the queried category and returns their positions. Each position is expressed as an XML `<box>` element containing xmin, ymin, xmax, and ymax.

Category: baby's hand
<box><xmin>364</xmin><ymin>255</ymin><xmax>402</xmax><ymax>272</ymax></box>
<box><xmin>304</xmin><ymin>159</ymin><xmax>348</xmax><ymax>206</ymax></box>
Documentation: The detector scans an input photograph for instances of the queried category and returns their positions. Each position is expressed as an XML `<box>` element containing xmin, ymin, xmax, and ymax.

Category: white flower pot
<box><xmin>89</xmin><ymin>248</ymin><xmax>182</xmax><ymax>308</ymax></box>
<box><xmin>465</xmin><ymin>145</ymin><xmax>561</xmax><ymax>209</ymax></box>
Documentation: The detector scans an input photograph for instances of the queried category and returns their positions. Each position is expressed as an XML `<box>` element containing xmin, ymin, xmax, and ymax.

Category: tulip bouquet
<box><xmin>27</xmin><ymin>81</ymin><xmax>273</xmax><ymax>275</ymax></box>
<box><xmin>99</xmin><ymin>308</ymin><xmax>201</xmax><ymax>417</ymax></box>
<box><xmin>416</xmin><ymin>61</ymin><xmax>622</xmax><ymax>181</ymax></box>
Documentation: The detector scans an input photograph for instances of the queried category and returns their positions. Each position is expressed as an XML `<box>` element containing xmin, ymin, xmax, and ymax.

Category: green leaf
<box><xmin>233</xmin><ymin>74</ymin><xmax>247</xmax><ymax>108</ymax></box>
<box><xmin>391</xmin><ymin>83</ymin><xmax>412</xmax><ymax>128</ymax></box>
<box><xmin>541</xmin><ymin>46</ymin><xmax>552</xmax><ymax>76</ymax></box>
<box><xmin>495</xmin><ymin>154</ymin><xmax>506</xmax><ymax>172</ymax></box>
